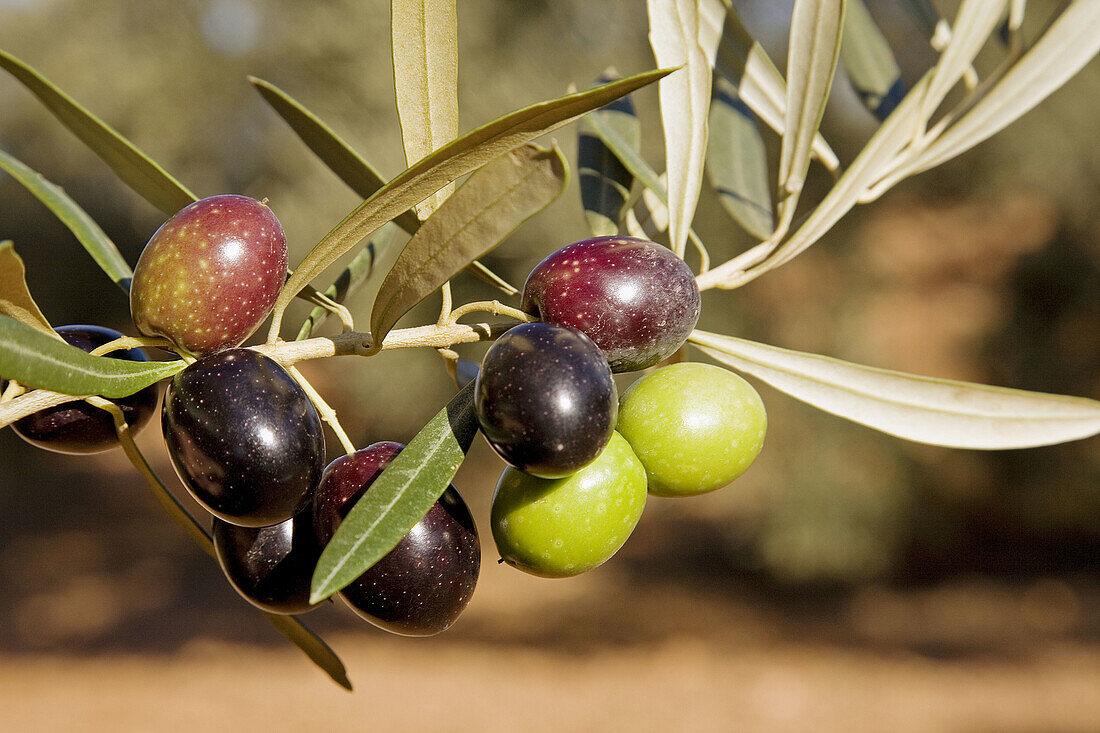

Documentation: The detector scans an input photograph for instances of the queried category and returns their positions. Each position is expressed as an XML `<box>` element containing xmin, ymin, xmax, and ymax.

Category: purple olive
<box><xmin>162</xmin><ymin>348</ymin><xmax>324</xmax><ymax>527</ymax></box>
<box><xmin>213</xmin><ymin>511</ymin><xmax>322</xmax><ymax>615</ymax></box>
<box><xmin>11</xmin><ymin>325</ymin><xmax>158</xmax><ymax>454</ymax></box>
<box><xmin>521</xmin><ymin>236</ymin><xmax>701</xmax><ymax>372</ymax></box>
<box><xmin>130</xmin><ymin>194</ymin><xmax>287</xmax><ymax>357</ymax></box>
<box><xmin>475</xmin><ymin>322</ymin><xmax>616</xmax><ymax>478</ymax></box>
<box><xmin>314</xmin><ymin>442</ymin><xmax>480</xmax><ymax>637</ymax></box>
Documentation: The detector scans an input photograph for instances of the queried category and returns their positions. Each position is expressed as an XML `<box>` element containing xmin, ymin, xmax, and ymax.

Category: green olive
<box><xmin>617</xmin><ymin>362</ymin><xmax>766</xmax><ymax>497</ymax></box>
<box><xmin>490</xmin><ymin>432</ymin><xmax>647</xmax><ymax>578</ymax></box>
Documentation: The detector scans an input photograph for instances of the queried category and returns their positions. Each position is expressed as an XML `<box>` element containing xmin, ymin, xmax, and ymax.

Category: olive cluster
<box><xmin>479</xmin><ymin>236</ymin><xmax>767</xmax><ymax>578</ymax></box>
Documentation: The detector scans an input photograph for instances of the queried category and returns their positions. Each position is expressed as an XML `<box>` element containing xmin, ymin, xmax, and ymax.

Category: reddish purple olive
<box><xmin>475</xmin><ymin>322</ymin><xmax>616</xmax><ymax>478</ymax></box>
<box><xmin>11</xmin><ymin>325</ymin><xmax>158</xmax><ymax>454</ymax></box>
<box><xmin>130</xmin><ymin>194</ymin><xmax>287</xmax><ymax>357</ymax></box>
<box><xmin>162</xmin><ymin>348</ymin><xmax>324</xmax><ymax>527</ymax></box>
<box><xmin>521</xmin><ymin>236</ymin><xmax>701</xmax><ymax>372</ymax></box>
<box><xmin>212</xmin><ymin>511</ymin><xmax>322</xmax><ymax>615</ymax></box>
<box><xmin>314</xmin><ymin>442</ymin><xmax>480</xmax><ymax>637</ymax></box>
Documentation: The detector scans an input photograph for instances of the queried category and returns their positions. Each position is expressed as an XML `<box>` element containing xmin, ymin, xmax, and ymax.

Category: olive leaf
<box><xmin>707</xmin><ymin>78</ymin><xmax>774</xmax><ymax>239</ymax></box>
<box><xmin>369</xmin><ymin>143</ymin><xmax>568</xmax><ymax>349</ymax></box>
<box><xmin>249</xmin><ymin>77</ymin><xmax>515</xmax><ymax>295</ymax></box>
<box><xmin>267</xmin><ymin>66</ymin><xmax>672</xmax><ymax>341</ymax></box>
<box><xmin>779</xmin><ymin>0</ymin><xmax>845</xmax><ymax>198</ymax></box>
<box><xmin>578</xmin><ymin>69</ymin><xmax>641</xmax><ymax>237</ymax></box>
<box><xmin>0</xmin><ymin>241</ymin><xmax>58</xmax><ymax>338</ymax></box>
<box><xmin>249</xmin><ymin>76</ymin><xmax>420</xmax><ymax>235</ymax></box>
<box><xmin>840</xmin><ymin>0</ymin><xmax>906</xmax><ymax>120</ymax></box>
<box><xmin>310</xmin><ymin>381</ymin><xmax>478</xmax><ymax>603</ymax></box>
<box><xmin>0</xmin><ymin>314</ymin><xmax>183</xmax><ymax>398</ymax></box>
<box><xmin>689</xmin><ymin>330</ymin><xmax>1100</xmax><ymax>449</ymax></box>
<box><xmin>714</xmin><ymin>5</ymin><xmax>840</xmax><ymax>173</ymax></box>
<box><xmin>912</xmin><ymin>1</ymin><xmax>1100</xmax><ymax>173</ymax></box>
<box><xmin>0</xmin><ymin>147</ymin><xmax>133</xmax><ymax>293</ymax></box>
<box><xmin>112</xmin><ymin>423</ymin><xmax>351</xmax><ymax>690</ymax></box>
<box><xmin>392</xmin><ymin>0</ymin><xmax>459</xmax><ymax>219</ymax></box>
<box><xmin>647</xmin><ymin>0</ymin><xmax>723</xmax><ymax>257</ymax></box>
<box><xmin>916</xmin><ymin>0</ymin><xmax>1008</xmax><ymax>123</ymax></box>
<box><xmin>0</xmin><ymin>49</ymin><xmax>197</xmax><ymax>215</ymax></box>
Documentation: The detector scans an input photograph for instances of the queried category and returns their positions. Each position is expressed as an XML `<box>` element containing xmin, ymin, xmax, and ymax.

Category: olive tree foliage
<box><xmin>0</xmin><ymin>0</ymin><xmax>1098</xmax><ymax>688</ymax></box>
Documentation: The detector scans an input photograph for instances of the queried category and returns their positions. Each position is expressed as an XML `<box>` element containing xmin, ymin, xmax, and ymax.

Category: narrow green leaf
<box><xmin>840</xmin><ymin>0</ymin><xmax>906</xmax><ymax>120</ymax></box>
<box><xmin>0</xmin><ymin>241</ymin><xmax>57</xmax><ymax>337</ymax></box>
<box><xmin>690</xmin><ymin>330</ymin><xmax>1100</xmax><ymax>449</ymax></box>
<box><xmin>114</xmin><ymin>423</ymin><xmax>351</xmax><ymax>690</ymax></box>
<box><xmin>0</xmin><ymin>49</ymin><xmax>197</xmax><ymax>215</ymax></box>
<box><xmin>392</xmin><ymin>0</ymin><xmax>459</xmax><ymax>219</ymax></box>
<box><xmin>268</xmin><ymin>66</ymin><xmax>672</xmax><ymax>342</ymax></box>
<box><xmin>779</xmin><ymin>0</ymin><xmax>846</xmax><ymax>197</ymax></box>
<box><xmin>707</xmin><ymin>77</ymin><xmax>774</xmax><ymax>239</ymax></box>
<box><xmin>578</xmin><ymin>69</ymin><xmax>641</xmax><ymax>237</ymax></box>
<box><xmin>311</xmin><ymin>381</ymin><xmax>478</xmax><ymax>603</ymax></box>
<box><xmin>0</xmin><ymin>147</ymin><xmax>133</xmax><ymax>293</ymax></box>
<box><xmin>914</xmin><ymin>1</ymin><xmax>1100</xmax><ymax>173</ymax></box>
<box><xmin>647</xmin><ymin>0</ymin><xmax>723</xmax><ymax>257</ymax></box>
<box><xmin>370</xmin><ymin>143</ymin><xmax>568</xmax><ymax>348</ymax></box>
<box><xmin>0</xmin><ymin>314</ymin><xmax>183</xmax><ymax>397</ymax></box>
<box><xmin>296</xmin><ymin>224</ymin><xmax>398</xmax><ymax>341</ymax></box>
<box><xmin>249</xmin><ymin>76</ymin><xmax>421</xmax><ymax>235</ymax></box>
<box><xmin>249</xmin><ymin>77</ymin><xmax>513</xmax><ymax>294</ymax></box>
<box><xmin>715</xmin><ymin>5</ymin><xmax>840</xmax><ymax>172</ymax></box>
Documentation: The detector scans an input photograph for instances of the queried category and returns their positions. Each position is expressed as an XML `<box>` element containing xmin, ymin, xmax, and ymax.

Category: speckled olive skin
<box><xmin>521</xmin><ymin>236</ymin><xmax>701</xmax><ymax>372</ymax></box>
<box><xmin>491</xmin><ymin>431</ymin><xmax>647</xmax><ymax>578</ymax></box>
<box><xmin>314</xmin><ymin>442</ymin><xmax>481</xmax><ymax>637</ymax></box>
<box><xmin>475</xmin><ymin>322</ymin><xmax>617</xmax><ymax>478</ymax></box>
<box><xmin>617</xmin><ymin>363</ymin><xmax>767</xmax><ymax>497</ymax></box>
<box><xmin>162</xmin><ymin>349</ymin><xmax>325</xmax><ymax>527</ymax></box>
<box><xmin>12</xmin><ymin>325</ymin><xmax>158</xmax><ymax>454</ymax></box>
<box><xmin>130</xmin><ymin>194</ymin><xmax>287</xmax><ymax>357</ymax></box>
<box><xmin>213</xmin><ymin>511</ymin><xmax>322</xmax><ymax>615</ymax></box>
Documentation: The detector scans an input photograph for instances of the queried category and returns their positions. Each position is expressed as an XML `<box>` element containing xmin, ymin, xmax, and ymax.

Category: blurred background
<box><xmin>0</xmin><ymin>0</ymin><xmax>1097</xmax><ymax>730</ymax></box>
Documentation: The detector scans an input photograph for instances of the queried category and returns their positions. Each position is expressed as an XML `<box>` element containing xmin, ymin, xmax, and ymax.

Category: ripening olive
<box><xmin>314</xmin><ymin>442</ymin><xmax>481</xmax><ymax>637</ymax></box>
<box><xmin>491</xmin><ymin>431</ymin><xmax>647</xmax><ymax>578</ymax></box>
<box><xmin>521</xmin><ymin>236</ymin><xmax>701</xmax><ymax>372</ymax></box>
<box><xmin>130</xmin><ymin>194</ymin><xmax>287</xmax><ymax>357</ymax></box>
<box><xmin>616</xmin><ymin>363</ymin><xmax>766</xmax><ymax>497</ymax></box>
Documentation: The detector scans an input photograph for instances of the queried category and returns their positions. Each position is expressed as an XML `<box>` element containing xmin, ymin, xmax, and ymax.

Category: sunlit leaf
<box><xmin>250</xmin><ymin>77</ymin><xmax>513</xmax><ymax>295</ymax></box>
<box><xmin>392</xmin><ymin>0</ymin><xmax>459</xmax><ymax>219</ymax></box>
<box><xmin>707</xmin><ymin>78</ymin><xmax>773</xmax><ymax>239</ymax></box>
<box><xmin>0</xmin><ymin>314</ymin><xmax>182</xmax><ymax>398</ymax></box>
<box><xmin>370</xmin><ymin>144</ymin><xmax>567</xmax><ymax>348</ymax></box>
<box><xmin>0</xmin><ymin>147</ymin><xmax>133</xmax><ymax>293</ymax></box>
<box><xmin>268</xmin><ymin>66</ymin><xmax>672</xmax><ymax>341</ymax></box>
<box><xmin>840</xmin><ymin>0</ymin><xmax>906</xmax><ymax>120</ymax></box>
<box><xmin>624</xmin><ymin>178</ymin><xmax>669</xmax><ymax>240</ymax></box>
<box><xmin>914</xmin><ymin>1</ymin><xmax>1100</xmax><ymax>173</ymax></box>
<box><xmin>696</xmin><ymin>72</ymin><xmax>933</xmax><ymax>290</ymax></box>
<box><xmin>578</xmin><ymin>69</ymin><xmax>640</xmax><ymax>237</ymax></box>
<box><xmin>690</xmin><ymin>330</ymin><xmax>1100</xmax><ymax>449</ymax></box>
<box><xmin>311</xmin><ymin>381</ymin><xmax>478</xmax><ymax>603</ymax></box>
<box><xmin>647</xmin><ymin>0</ymin><xmax>722</xmax><ymax>256</ymax></box>
<box><xmin>714</xmin><ymin>6</ymin><xmax>840</xmax><ymax>172</ymax></box>
<box><xmin>779</xmin><ymin>0</ymin><xmax>845</xmax><ymax>197</ymax></box>
<box><xmin>0</xmin><ymin>241</ymin><xmax>57</xmax><ymax>337</ymax></box>
<box><xmin>917</xmin><ymin>0</ymin><xmax>1008</xmax><ymax>122</ymax></box>
<box><xmin>0</xmin><ymin>49</ymin><xmax>197</xmax><ymax>215</ymax></box>
<box><xmin>112</xmin><ymin>422</ymin><xmax>351</xmax><ymax>690</ymax></box>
